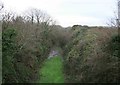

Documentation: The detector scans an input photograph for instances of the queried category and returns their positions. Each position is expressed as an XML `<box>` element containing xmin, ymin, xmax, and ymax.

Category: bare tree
<box><xmin>24</xmin><ymin>8</ymin><xmax>56</xmax><ymax>50</ymax></box>
<box><xmin>25</xmin><ymin>9</ymin><xmax>35</xmax><ymax>24</ymax></box>
<box><xmin>107</xmin><ymin>0</ymin><xmax>120</xmax><ymax>29</ymax></box>
<box><xmin>2</xmin><ymin>12</ymin><xmax>15</xmax><ymax>30</ymax></box>
<box><xmin>117</xmin><ymin>0</ymin><xmax>120</xmax><ymax>34</ymax></box>
<box><xmin>0</xmin><ymin>3</ymin><xmax>3</xmax><ymax>11</ymax></box>
<box><xmin>25</xmin><ymin>8</ymin><xmax>54</xmax><ymax>25</ymax></box>
<box><xmin>33</xmin><ymin>9</ymin><xmax>42</xmax><ymax>25</ymax></box>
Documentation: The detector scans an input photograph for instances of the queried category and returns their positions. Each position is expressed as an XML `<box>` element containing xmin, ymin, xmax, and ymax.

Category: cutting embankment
<box><xmin>63</xmin><ymin>27</ymin><xmax>119</xmax><ymax>83</ymax></box>
<box><xmin>37</xmin><ymin>27</ymin><xmax>119</xmax><ymax>83</ymax></box>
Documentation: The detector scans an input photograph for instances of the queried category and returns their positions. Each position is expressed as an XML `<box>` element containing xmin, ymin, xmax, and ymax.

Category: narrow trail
<box><xmin>38</xmin><ymin>55</ymin><xmax>64</xmax><ymax>83</ymax></box>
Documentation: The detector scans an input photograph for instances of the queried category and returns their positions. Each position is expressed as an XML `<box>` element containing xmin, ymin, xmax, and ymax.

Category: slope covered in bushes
<box><xmin>63</xmin><ymin>26</ymin><xmax>119</xmax><ymax>83</ymax></box>
<box><xmin>2</xmin><ymin>12</ymin><xmax>70</xmax><ymax>83</ymax></box>
<box><xmin>2</xmin><ymin>11</ymin><xmax>119</xmax><ymax>83</ymax></box>
<box><xmin>1</xmin><ymin>14</ymin><xmax>54</xmax><ymax>83</ymax></box>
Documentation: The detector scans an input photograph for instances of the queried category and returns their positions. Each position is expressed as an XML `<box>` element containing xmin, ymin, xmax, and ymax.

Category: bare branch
<box><xmin>0</xmin><ymin>3</ymin><xmax>4</xmax><ymax>11</ymax></box>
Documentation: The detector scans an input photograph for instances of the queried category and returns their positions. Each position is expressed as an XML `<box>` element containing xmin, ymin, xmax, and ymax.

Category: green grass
<box><xmin>38</xmin><ymin>56</ymin><xmax>64</xmax><ymax>83</ymax></box>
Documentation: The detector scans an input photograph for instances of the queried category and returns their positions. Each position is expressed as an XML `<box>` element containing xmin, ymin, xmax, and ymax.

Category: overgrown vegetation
<box><xmin>2</xmin><ymin>10</ymin><xmax>69</xmax><ymax>83</ymax></box>
<box><xmin>2</xmin><ymin>9</ymin><xmax>119</xmax><ymax>83</ymax></box>
<box><xmin>63</xmin><ymin>26</ymin><xmax>119</xmax><ymax>83</ymax></box>
<box><xmin>2</xmin><ymin>28</ymin><xmax>18</xmax><ymax>82</ymax></box>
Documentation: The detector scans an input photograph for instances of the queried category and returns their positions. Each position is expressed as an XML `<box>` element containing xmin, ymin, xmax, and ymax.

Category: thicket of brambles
<box><xmin>63</xmin><ymin>26</ymin><xmax>119</xmax><ymax>83</ymax></box>
<box><xmin>1</xmin><ymin>8</ymin><xmax>119</xmax><ymax>83</ymax></box>
<box><xmin>1</xmin><ymin>9</ymin><xmax>71</xmax><ymax>83</ymax></box>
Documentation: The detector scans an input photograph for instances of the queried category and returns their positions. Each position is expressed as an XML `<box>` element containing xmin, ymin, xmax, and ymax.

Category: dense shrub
<box><xmin>110</xmin><ymin>35</ymin><xmax>120</xmax><ymax>58</ymax></box>
<box><xmin>2</xmin><ymin>15</ymin><xmax>53</xmax><ymax>83</ymax></box>
<box><xmin>63</xmin><ymin>28</ymin><xmax>119</xmax><ymax>83</ymax></box>
<box><xmin>2</xmin><ymin>13</ymin><xmax>71</xmax><ymax>83</ymax></box>
<box><xmin>2</xmin><ymin>28</ymin><xmax>18</xmax><ymax>83</ymax></box>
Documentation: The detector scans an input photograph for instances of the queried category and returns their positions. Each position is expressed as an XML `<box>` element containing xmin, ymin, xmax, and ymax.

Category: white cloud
<box><xmin>1</xmin><ymin>0</ymin><xmax>116</xmax><ymax>27</ymax></box>
<box><xmin>2</xmin><ymin>0</ymin><xmax>62</xmax><ymax>13</ymax></box>
<box><xmin>55</xmin><ymin>15</ymin><xmax>105</xmax><ymax>27</ymax></box>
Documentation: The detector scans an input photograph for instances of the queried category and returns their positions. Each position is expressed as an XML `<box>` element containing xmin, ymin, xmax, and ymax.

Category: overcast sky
<box><xmin>1</xmin><ymin>0</ymin><xmax>116</xmax><ymax>27</ymax></box>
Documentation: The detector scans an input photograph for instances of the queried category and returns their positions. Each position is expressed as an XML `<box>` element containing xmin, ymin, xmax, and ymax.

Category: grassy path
<box><xmin>38</xmin><ymin>56</ymin><xmax>64</xmax><ymax>83</ymax></box>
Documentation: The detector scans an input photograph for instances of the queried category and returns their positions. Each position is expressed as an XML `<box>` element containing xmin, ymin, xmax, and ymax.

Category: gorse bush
<box><xmin>110</xmin><ymin>35</ymin><xmax>120</xmax><ymax>58</ymax></box>
<box><xmin>2</xmin><ymin>28</ymin><xmax>18</xmax><ymax>83</ymax></box>
<box><xmin>13</xmin><ymin>49</ymin><xmax>39</xmax><ymax>82</ymax></box>
<box><xmin>63</xmin><ymin>27</ymin><xmax>119</xmax><ymax>83</ymax></box>
<box><xmin>2</xmin><ymin>27</ymin><xmax>36</xmax><ymax>83</ymax></box>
